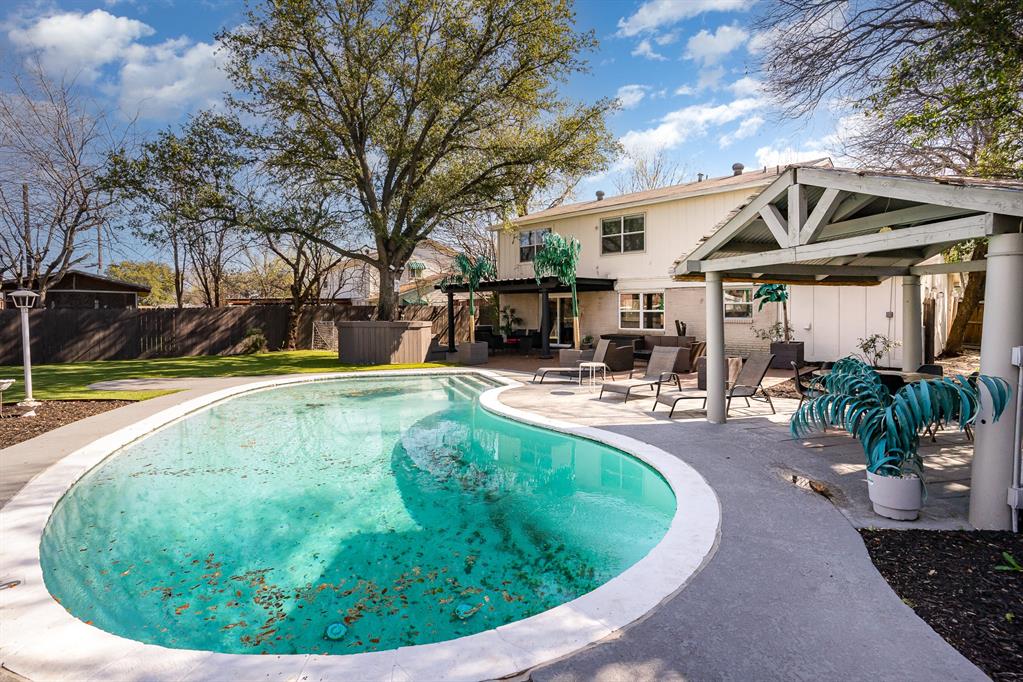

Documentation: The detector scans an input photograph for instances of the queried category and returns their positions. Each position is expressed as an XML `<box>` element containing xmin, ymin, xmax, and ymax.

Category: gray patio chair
<box><xmin>598</xmin><ymin>346</ymin><xmax>680</xmax><ymax>403</ymax></box>
<box><xmin>654</xmin><ymin>352</ymin><xmax>776</xmax><ymax>418</ymax></box>
<box><xmin>533</xmin><ymin>339</ymin><xmax>616</xmax><ymax>383</ymax></box>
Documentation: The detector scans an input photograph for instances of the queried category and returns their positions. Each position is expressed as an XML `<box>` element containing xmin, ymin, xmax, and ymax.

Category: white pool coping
<box><xmin>0</xmin><ymin>369</ymin><xmax>721</xmax><ymax>682</ymax></box>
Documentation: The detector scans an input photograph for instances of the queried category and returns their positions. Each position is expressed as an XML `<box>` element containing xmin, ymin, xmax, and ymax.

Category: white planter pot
<box><xmin>866</xmin><ymin>471</ymin><xmax>922</xmax><ymax>521</ymax></box>
<box><xmin>456</xmin><ymin>342</ymin><xmax>489</xmax><ymax>366</ymax></box>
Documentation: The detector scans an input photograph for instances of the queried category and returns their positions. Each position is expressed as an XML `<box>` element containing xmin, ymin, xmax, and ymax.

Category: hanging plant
<box><xmin>453</xmin><ymin>254</ymin><xmax>496</xmax><ymax>344</ymax></box>
<box><xmin>532</xmin><ymin>231</ymin><xmax>582</xmax><ymax>347</ymax></box>
<box><xmin>753</xmin><ymin>284</ymin><xmax>791</xmax><ymax>342</ymax></box>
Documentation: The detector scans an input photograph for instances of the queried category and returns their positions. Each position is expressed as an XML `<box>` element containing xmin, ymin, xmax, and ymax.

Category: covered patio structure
<box><xmin>676</xmin><ymin>165</ymin><xmax>1023</xmax><ymax>529</ymax></box>
<box><xmin>438</xmin><ymin>276</ymin><xmax>616</xmax><ymax>358</ymax></box>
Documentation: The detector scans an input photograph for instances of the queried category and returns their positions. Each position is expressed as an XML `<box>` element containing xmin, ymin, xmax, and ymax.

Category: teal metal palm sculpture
<box><xmin>753</xmin><ymin>283</ymin><xmax>791</xmax><ymax>341</ymax></box>
<box><xmin>454</xmin><ymin>254</ymin><xmax>496</xmax><ymax>344</ymax></box>
<box><xmin>532</xmin><ymin>232</ymin><xmax>582</xmax><ymax>348</ymax></box>
<box><xmin>791</xmin><ymin>356</ymin><xmax>1011</xmax><ymax>477</ymax></box>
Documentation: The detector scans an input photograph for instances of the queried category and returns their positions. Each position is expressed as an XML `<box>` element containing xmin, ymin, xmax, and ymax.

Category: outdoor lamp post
<box><xmin>8</xmin><ymin>289</ymin><xmax>40</xmax><ymax>414</ymax></box>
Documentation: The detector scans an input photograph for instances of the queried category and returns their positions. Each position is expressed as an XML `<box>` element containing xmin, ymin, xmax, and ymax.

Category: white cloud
<box><xmin>616</xmin><ymin>84</ymin><xmax>651</xmax><ymax>110</ymax></box>
<box><xmin>696</xmin><ymin>66</ymin><xmax>726</xmax><ymax>91</ymax></box>
<box><xmin>685</xmin><ymin>24</ymin><xmax>748</xmax><ymax>65</ymax></box>
<box><xmin>727</xmin><ymin>76</ymin><xmax>763</xmax><ymax>97</ymax></box>
<box><xmin>620</xmin><ymin>96</ymin><xmax>763</xmax><ymax>154</ymax></box>
<box><xmin>618</xmin><ymin>0</ymin><xmax>753</xmax><ymax>37</ymax></box>
<box><xmin>7</xmin><ymin>9</ymin><xmax>154</xmax><ymax>79</ymax></box>
<box><xmin>655</xmin><ymin>32</ymin><xmax>679</xmax><ymax>46</ymax></box>
<box><xmin>719</xmin><ymin>115</ymin><xmax>763</xmax><ymax>147</ymax></box>
<box><xmin>631</xmin><ymin>39</ymin><xmax>666</xmax><ymax>61</ymax></box>
<box><xmin>754</xmin><ymin>145</ymin><xmax>830</xmax><ymax>168</ymax></box>
<box><xmin>675</xmin><ymin>85</ymin><xmax>696</xmax><ymax>96</ymax></box>
<box><xmin>119</xmin><ymin>39</ymin><xmax>231</xmax><ymax>119</ymax></box>
<box><xmin>7</xmin><ymin>9</ymin><xmax>229</xmax><ymax>121</ymax></box>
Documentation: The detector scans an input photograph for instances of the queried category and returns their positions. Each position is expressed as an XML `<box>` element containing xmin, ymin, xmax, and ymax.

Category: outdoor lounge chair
<box><xmin>598</xmin><ymin>346</ymin><xmax>680</xmax><ymax>403</ymax></box>
<box><xmin>654</xmin><ymin>352</ymin><xmax>776</xmax><ymax>418</ymax></box>
<box><xmin>533</xmin><ymin>339</ymin><xmax>616</xmax><ymax>384</ymax></box>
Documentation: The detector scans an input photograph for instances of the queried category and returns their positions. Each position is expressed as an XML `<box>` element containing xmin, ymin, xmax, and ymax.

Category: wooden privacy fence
<box><xmin>0</xmin><ymin>303</ymin><xmax>469</xmax><ymax>365</ymax></box>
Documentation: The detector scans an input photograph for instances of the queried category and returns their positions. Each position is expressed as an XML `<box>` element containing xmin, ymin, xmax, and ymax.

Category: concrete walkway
<box><xmin>0</xmin><ymin>370</ymin><xmax>984</xmax><ymax>681</ymax></box>
<box><xmin>497</xmin><ymin>381</ymin><xmax>983</xmax><ymax>680</ymax></box>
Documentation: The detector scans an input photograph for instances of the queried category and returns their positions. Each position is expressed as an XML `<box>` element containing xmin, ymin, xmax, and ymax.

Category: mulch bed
<box><xmin>860</xmin><ymin>529</ymin><xmax>1023</xmax><ymax>680</ymax></box>
<box><xmin>0</xmin><ymin>401</ymin><xmax>132</xmax><ymax>450</ymax></box>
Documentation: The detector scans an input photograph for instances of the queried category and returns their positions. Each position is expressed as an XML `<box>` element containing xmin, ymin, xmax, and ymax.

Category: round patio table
<box><xmin>812</xmin><ymin>369</ymin><xmax>935</xmax><ymax>383</ymax></box>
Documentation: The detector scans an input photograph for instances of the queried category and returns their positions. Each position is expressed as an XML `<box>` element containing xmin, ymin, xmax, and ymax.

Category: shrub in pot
<box><xmin>790</xmin><ymin>356</ymin><xmax>1011</xmax><ymax>521</ymax></box>
<box><xmin>752</xmin><ymin>284</ymin><xmax>803</xmax><ymax>368</ymax></box>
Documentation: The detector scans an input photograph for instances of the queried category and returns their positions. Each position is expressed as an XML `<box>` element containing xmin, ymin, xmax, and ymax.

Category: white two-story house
<box><xmin>492</xmin><ymin>159</ymin><xmax>953</xmax><ymax>366</ymax></box>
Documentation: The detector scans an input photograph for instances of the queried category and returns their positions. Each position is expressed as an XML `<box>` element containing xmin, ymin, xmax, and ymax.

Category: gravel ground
<box><xmin>0</xmin><ymin>401</ymin><xmax>131</xmax><ymax>450</ymax></box>
<box><xmin>861</xmin><ymin>530</ymin><xmax>1023</xmax><ymax>681</ymax></box>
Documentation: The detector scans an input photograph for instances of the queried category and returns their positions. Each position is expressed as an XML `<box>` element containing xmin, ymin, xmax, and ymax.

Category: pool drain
<box><xmin>324</xmin><ymin>622</ymin><xmax>347</xmax><ymax>640</ymax></box>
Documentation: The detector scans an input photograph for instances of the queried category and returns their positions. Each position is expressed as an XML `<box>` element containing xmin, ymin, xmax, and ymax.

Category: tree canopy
<box><xmin>218</xmin><ymin>0</ymin><xmax>616</xmax><ymax>319</ymax></box>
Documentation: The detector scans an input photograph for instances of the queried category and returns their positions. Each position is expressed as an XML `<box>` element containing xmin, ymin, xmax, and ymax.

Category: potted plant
<box><xmin>453</xmin><ymin>254</ymin><xmax>496</xmax><ymax>365</ymax></box>
<box><xmin>499</xmin><ymin>305</ymin><xmax>523</xmax><ymax>338</ymax></box>
<box><xmin>753</xmin><ymin>284</ymin><xmax>803</xmax><ymax>369</ymax></box>
<box><xmin>581</xmin><ymin>334</ymin><xmax>594</xmax><ymax>350</ymax></box>
<box><xmin>791</xmin><ymin>356</ymin><xmax>1011</xmax><ymax>520</ymax></box>
<box><xmin>856</xmin><ymin>333</ymin><xmax>900</xmax><ymax>368</ymax></box>
<box><xmin>532</xmin><ymin>231</ymin><xmax>582</xmax><ymax>348</ymax></box>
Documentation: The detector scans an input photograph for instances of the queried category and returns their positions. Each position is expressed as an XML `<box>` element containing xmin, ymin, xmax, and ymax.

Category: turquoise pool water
<box><xmin>41</xmin><ymin>375</ymin><xmax>675</xmax><ymax>655</ymax></box>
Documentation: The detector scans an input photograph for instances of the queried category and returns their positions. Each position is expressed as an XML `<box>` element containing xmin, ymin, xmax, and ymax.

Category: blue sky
<box><xmin>2</xmin><ymin>0</ymin><xmax>851</xmax><ymax>259</ymax></box>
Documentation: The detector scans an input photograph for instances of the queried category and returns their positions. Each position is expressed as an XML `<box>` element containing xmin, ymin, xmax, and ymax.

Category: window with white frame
<box><xmin>601</xmin><ymin>214</ymin><xmax>645</xmax><ymax>254</ymax></box>
<box><xmin>619</xmin><ymin>292</ymin><xmax>664</xmax><ymax>330</ymax></box>
<box><xmin>518</xmin><ymin>228</ymin><xmax>550</xmax><ymax>262</ymax></box>
<box><xmin>724</xmin><ymin>287</ymin><xmax>754</xmax><ymax>320</ymax></box>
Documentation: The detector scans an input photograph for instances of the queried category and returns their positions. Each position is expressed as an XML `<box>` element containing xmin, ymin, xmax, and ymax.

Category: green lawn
<box><xmin>0</xmin><ymin>351</ymin><xmax>449</xmax><ymax>402</ymax></box>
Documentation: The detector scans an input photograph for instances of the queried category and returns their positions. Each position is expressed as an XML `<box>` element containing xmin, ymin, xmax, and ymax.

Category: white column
<box><xmin>705</xmin><ymin>272</ymin><xmax>726</xmax><ymax>424</ymax></box>
<box><xmin>901</xmin><ymin>275</ymin><xmax>923</xmax><ymax>371</ymax></box>
<box><xmin>970</xmin><ymin>231</ymin><xmax>1023</xmax><ymax>530</ymax></box>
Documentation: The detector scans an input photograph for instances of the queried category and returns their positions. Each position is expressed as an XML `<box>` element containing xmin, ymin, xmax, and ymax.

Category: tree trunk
<box><xmin>285</xmin><ymin>284</ymin><xmax>301</xmax><ymax>350</ymax></box>
<box><xmin>941</xmin><ymin>241</ymin><xmax>987</xmax><ymax>357</ymax></box>
<box><xmin>782</xmin><ymin>298</ymin><xmax>791</xmax><ymax>342</ymax></box>
<box><xmin>376</xmin><ymin>266</ymin><xmax>398</xmax><ymax>321</ymax></box>
<box><xmin>468</xmin><ymin>289</ymin><xmax>476</xmax><ymax>344</ymax></box>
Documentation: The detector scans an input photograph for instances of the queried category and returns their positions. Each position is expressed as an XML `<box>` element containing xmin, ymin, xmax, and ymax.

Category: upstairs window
<box><xmin>519</xmin><ymin>228</ymin><xmax>550</xmax><ymax>262</ymax></box>
<box><xmin>724</xmin><ymin>287</ymin><xmax>754</xmax><ymax>320</ymax></box>
<box><xmin>601</xmin><ymin>214</ymin><xmax>645</xmax><ymax>254</ymax></box>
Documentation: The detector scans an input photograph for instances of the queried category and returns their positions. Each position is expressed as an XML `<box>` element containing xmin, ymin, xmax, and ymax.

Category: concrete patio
<box><xmin>0</xmin><ymin>365</ymin><xmax>986</xmax><ymax>680</ymax></box>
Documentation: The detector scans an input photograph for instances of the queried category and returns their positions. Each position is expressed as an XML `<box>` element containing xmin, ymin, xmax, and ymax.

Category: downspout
<box><xmin>1011</xmin><ymin>345</ymin><xmax>1023</xmax><ymax>533</ymax></box>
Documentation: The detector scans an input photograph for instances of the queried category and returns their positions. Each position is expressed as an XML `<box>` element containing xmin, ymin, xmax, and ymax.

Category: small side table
<box><xmin>578</xmin><ymin>361</ymin><xmax>608</xmax><ymax>390</ymax></box>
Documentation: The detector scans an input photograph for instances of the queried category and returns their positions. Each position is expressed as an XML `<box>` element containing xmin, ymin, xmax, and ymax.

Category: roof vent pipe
<box><xmin>697</xmin><ymin>173</ymin><xmax>704</xmax><ymax>182</ymax></box>
<box><xmin>732</xmin><ymin>162</ymin><xmax>744</xmax><ymax>176</ymax></box>
<box><xmin>595</xmin><ymin>190</ymin><xmax>605</xmax><ymax>201</ymax></box>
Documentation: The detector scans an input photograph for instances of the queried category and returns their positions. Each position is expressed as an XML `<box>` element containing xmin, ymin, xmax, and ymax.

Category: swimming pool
<box><xmin>40</xmin><ymin>374</ymin><xmax>676</xmax><ymax>655</ymax></box>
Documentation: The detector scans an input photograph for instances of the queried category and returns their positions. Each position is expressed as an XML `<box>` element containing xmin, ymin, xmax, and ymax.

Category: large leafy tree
<box><xmin>218</xmin><ymin>0</ymin><xmax>615</xmax><ymax>320</ymax></box>
<box><xmin>106</xmin><ymin>112</ymin><xmax>251</xmax><ymax>307</ymax></box>
<box><xmin>754</xmin><ymin>0</ymin><xmax>1023</xmax><ymax>356</ymax></box>
<box><xmin>106</xmin><ymin>261</ymin><xmax>177</xmax><ymax>306</ymax></box>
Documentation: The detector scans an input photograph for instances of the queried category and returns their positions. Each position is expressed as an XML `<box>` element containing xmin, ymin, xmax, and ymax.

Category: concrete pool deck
<box><xmin>1</xmin><ymin>369</ymin><xmax>985</xmax><ymax>681</ymax></box>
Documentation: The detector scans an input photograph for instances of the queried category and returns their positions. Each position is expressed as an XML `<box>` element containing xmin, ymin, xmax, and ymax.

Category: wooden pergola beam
<box><xmin>689</xmin><ymin>213</ymin><xmax>996</xmax><ymax>273</ymax></box>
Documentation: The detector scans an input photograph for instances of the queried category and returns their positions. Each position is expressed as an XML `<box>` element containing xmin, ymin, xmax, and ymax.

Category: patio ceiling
<box><xmin>674</xmin><ymin>166</ymin><xmax>1023</xmax><ymax>285</ymax></box>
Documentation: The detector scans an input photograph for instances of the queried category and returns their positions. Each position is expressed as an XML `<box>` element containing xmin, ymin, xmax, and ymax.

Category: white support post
<box><xmin>901</xmin><ymin>275</ymin><xmax>923</xmax><ymax>372</ymax></box>
<box><xmin>787</xmin><ymin>183</ymin><xmax>806</xmax><ymax>246</ymax></box>
<box><xmin>970</xmin><ymin>232</ymin><xmax>1023</xmax><ymax>530</ymax></box>
<box><xmin>705</xmin><ymin>272</ymin><xmax>726</xmax><ymax>424</ymax></box>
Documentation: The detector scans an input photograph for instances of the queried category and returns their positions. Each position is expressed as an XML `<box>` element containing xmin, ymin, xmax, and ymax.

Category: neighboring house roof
<box><xmin>1</xmin><ymin>269</ymin><xmax>152</xmax><ymax>294</ymax></box>
<box><xmin>499</xmin><ymin>158</ymin><xmax>834</xmax><ymax>229</ymax></box>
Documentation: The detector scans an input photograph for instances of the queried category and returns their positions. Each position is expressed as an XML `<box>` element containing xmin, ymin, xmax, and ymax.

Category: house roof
<box><xmin>500</xmin><ymin>158</ymin><xmax>834</xmax><ymax>229</ymax></box>
<box><xmin>1</xmin><ymin>269</ymin><xmax>152</xmax><ymax>293</ymax></box>
<box><xmin>675</xmin><ymin>165</ymin><xmax>1023</xmax><ymax>285</ymax></box>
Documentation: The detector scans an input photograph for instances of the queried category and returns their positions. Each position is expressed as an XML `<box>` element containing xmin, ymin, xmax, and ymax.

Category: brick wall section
<box><xmin>665</xmin><ymin>286</ymin><xmax>776</xmax><ymax>356</ymax></box>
